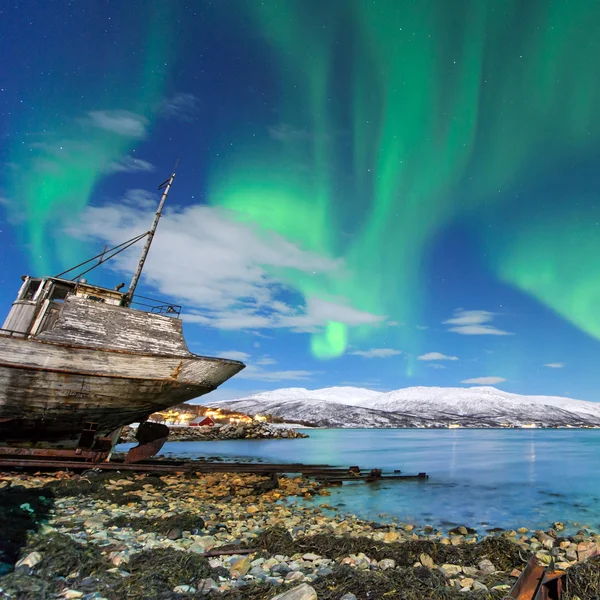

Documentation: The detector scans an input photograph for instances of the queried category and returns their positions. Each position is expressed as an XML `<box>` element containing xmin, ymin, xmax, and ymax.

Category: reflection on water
<box><xmin>121</xmin><ymin>428</ymin><xmax>600</xmax><ymax>532</ymax></box>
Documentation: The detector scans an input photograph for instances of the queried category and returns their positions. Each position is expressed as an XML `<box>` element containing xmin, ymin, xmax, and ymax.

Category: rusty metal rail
<box><xmin>0</xmin><ymin>454</ymin><xmax>428</xmax><ymax>483</ymax></box>
<box><xmin>508</xmin><ymin>556</ymin><xmax>566</xmax><ymax>600</ymax></box>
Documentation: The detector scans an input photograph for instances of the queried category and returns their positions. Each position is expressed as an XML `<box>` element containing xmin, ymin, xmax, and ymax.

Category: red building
<box><xmin>189</xmin><ymin>416</ymin><xmax>215</xmax><ymax>427</ymax></box>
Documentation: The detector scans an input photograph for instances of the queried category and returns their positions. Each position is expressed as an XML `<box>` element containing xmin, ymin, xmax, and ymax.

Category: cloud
<box><xmin>416</xmin><ymin>325</ymin><xmax>429</xmax><ymax>330</ymax></box>
<box><xmin>68</xmin><ymin>196</ymin><xmax>384</xmax><ymax>334</ymax></box>
<box><xmin>236</xmin><ymin>368</ymin><xmax>315</xmax><ymax>382</ymax></box>
<box><xmin>349</xmin><ymin>348</ymin><xmax>402</xmax><ymax>358</ymax></box>
<box><xmin>255</xmin><ymin>356</ymin><xmax>277</xmax><ymax>366</ymax></box>
<box><xmin>444</xmin><ymin>309</ymin><xmax>513</xmax><ymax>336</ymax></box>
<box><xmin>427</xmin><ymin>364</ymin><xmax>446</xmax><ymax>370</ymax></box>
<box><xmin>268</xmin><ymin>123</ymin><xmax>313</xmax><ymax>142</ymax></box>
<box><xmin>418</xmin><ymin>352</ymin><xmax>458</xmax><ymax>361</ymax></box>
<box><xmin>0</xmin><ymin>196</ymin><xmax>26</xmax><ymax>225</ymax></box>
<box><xmin>107</xmin><ymin>155</ymin><xmax>155</xmax><ymax>173</ymax></box>
<box><xmin>85</xmin><ymin>110</ymin><xmax>148</xmax><ymax>137</ymax></box>
<box><xmin>215</xmin><ymin>352</ymin><xmax>313</xmax><ymax>382</ymax></box>
<box><xmin>340</xmin><ymin>380</ymin><xmax>386</xmax><ymax>389</ymax></box>
<box><xmin>160</xmin><ymin>93</ymin><xmax>199</xmax><ymax>120</ymax></box>
<box><xmin>543</xmin><ymin>363</ymin><xmax>564</xmax><ymax>368</ymax></box>
<box><xmin>120</xmin><ymin>189</ymin><xmax>158</xmax><ymax>210</ymax></box>
<box><xmin>189</xmin><ymin>388</ymin><xmax>258</xmax><ymax>404</ymax></box>
<box><xmin>461</xmin><ymin>377</ymin><xmax>507</xmax><ymax>385</ymax></box>
<box><xmin>217</xmin><ymin>350</ymin><xmax>251</xmax><ymax>362</ymax></box>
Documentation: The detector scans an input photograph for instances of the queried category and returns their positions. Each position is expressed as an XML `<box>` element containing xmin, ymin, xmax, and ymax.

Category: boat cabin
<box><xmin>2</xmin><ymin>276</ymin><xmax>127</xmax><ymax>338</ymax></box>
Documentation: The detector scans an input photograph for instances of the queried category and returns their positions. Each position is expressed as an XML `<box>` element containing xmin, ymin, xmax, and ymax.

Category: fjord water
<box><xmin>153</xmin><ymin>429</ymin><xmax>600</xmax><ymax>532</ymax></box>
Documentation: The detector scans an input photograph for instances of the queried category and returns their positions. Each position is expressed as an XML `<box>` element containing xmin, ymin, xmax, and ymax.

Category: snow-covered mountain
<box><xmin>208</xmin><ymin>386</ymin><xmax>600</xmax><ymax>428</ymax></box>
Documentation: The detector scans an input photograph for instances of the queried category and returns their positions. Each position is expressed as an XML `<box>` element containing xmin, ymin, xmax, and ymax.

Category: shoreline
<box><xmin>121</xmin><ymin>422</ymin><xmax>309</xmax><ymax>444</ymax></box>
<box><xmin>1</xmin><ymin>470</ymin><xmax>599</xmax><ymax>599</ymax></box>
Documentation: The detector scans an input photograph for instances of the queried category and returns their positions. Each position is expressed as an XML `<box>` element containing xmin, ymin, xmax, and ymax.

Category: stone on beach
<box><xmin>229</xmin><ymin>555</ymin><xmax>252</xmax><ymax>576</ymax></box>
<box><xmin>477</xmin><ymin>558</ymin><xmax>496</xmax><ymax>573</ymax></box>
<box><xmin>14</xmin><ymin>551</ymin><xmax>41</xmax><ymax>571</ymax></box>
<box><xmin>271</xmin><ymin>583</ymin><xmax>318</xmax><ymax>600</ymax></box>
<box><xmin>382</xmin><ymin>530</ymin><xmax>399</xmax><ymax>543</ymax></box>
<box><xmin>419</xmin><ymin>552</ymin><xmax>435</xmax><ymax>568</ymax></box>
<box><xmin>441</xmin><ymin>563</ymin><xmax>462</xmax><ymax>576</ymax></box>
<box><xmin>173</xmin><ymin>584</ymin><xmax>196</xmax><ymax>594</ymax></box>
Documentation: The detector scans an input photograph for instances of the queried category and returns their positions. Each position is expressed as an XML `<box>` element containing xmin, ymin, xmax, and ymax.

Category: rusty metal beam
<box><xmin>508</xmin><ymin>557</ymin><xmax>566</xmax><ymax>600</ymax></box>
<box><xmin>0</xmin><ymin>455</ymin><xmax>428</xmax><ymax>482</ymax></box>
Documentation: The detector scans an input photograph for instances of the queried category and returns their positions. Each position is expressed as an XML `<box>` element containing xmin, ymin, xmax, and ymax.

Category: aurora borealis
<box><xmin>2</xmin><ymin>0</ymin><xmax>600</xmax><ymax>397</ymax></box>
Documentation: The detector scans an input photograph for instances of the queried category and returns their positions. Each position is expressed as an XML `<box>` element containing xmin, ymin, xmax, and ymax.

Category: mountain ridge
<box><xmin>208</xmin><ymin>386</ymin><xmax>600</xmax><ymax>428</ymax></box>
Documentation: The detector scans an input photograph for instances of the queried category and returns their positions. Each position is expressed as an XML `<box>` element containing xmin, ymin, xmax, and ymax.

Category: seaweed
<box><xmin>216</xmin><ymin>565</ymin><xmax>502</xmax><ymax>600</ymax></box>
<box><xmin>563</xmin><ymin>555</ymin><xmax>600</xmax><ymax>600</ymax></box>
<box><xmin>107</xmin><ymin>513</ymin><xmax>205</xmax><ymax>534</ymax></box>
<box><xmin>0</xmin><ymin>534</ymin><xmax>118</xmax><ymax>599</ymax></box>
<box><xmin>43</xmin><ymin>472</ymin><xmax>165</xmax><ymax>503</ymax></box>
<box><xmin>109</xmin><ymin>548</ymin><xmax>228</xmax><ymax>598</ymax></box>
<box><xmin>0</xmin><ymin>537</ymin><xmax>227</xmax><ymax>600</ymax></box>
<box><xmin>0</xmin><ymin>484</ymin><xmax>54</xmax><ymax>572</ymax></box>
<box><xmin>248</xmin><ymin>527</ymin><xmax>529</xmax><ymax>570</ymax></box>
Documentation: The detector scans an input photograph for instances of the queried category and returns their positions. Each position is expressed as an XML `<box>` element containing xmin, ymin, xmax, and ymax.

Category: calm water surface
<box><xmin>121</xmin><ymin>429</ymin><xmax>600</xmax><ymax>532</ymax></box>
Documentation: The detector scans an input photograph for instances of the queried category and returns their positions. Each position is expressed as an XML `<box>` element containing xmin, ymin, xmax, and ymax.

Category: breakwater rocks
<box><xmin>1</xmin><ymin>470</ymin><xmax>600</xmax><ymax>599</ymax></box>
<box><xmin>121</xmin><ymin>422</ymin><xmax>309</xmax><ymax>444</ymax></box>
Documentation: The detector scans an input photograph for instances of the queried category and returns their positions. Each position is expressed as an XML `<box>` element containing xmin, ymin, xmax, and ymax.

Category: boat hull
<box><xmin>0</xmin><ymin>336</ymin><xmax>243</xmax><ymax>449</ymax></box>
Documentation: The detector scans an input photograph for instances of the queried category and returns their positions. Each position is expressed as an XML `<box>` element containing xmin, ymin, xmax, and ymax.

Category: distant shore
<box><xmin>121</xmin><ymin>421</ymin><xmax>309</xmax><ymax>444</ymax></box>
<box><xmin>1</xmin><ymin>469</ymin><xmax>599</xmax><ymax>598</ymax></box>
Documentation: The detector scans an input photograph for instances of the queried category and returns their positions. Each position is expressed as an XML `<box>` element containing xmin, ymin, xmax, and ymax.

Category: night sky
<box><xmin>2</xmin><ymin>0</ymin><xmax>600</xmax><ymax>401</ymax></box>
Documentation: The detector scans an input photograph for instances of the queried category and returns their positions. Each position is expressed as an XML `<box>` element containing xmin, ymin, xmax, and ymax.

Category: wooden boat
<box><xmin>0</xmin><ymin>169</ymin><xmax>245</xmax><ymax>461</ymax></box>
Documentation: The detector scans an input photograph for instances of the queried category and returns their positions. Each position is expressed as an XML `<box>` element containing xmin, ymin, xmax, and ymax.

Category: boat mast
<box><xmin>123</xmin><ymin>165</ymin><xmax>177</xmax><ymax>307</ymax></box>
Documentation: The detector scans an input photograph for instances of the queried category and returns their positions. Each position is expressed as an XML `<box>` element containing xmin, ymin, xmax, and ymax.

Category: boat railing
<box><xmin>130</xmin><ymin>294</ymin><xmax>182</xmax><ymax>318</ymax></box>
<box><xmin>0</xmin><ymin>328</ymin><xmax>27</xmax><ymax>338</ymax></box>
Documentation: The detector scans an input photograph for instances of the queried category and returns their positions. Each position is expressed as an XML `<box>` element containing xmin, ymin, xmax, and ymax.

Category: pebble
<box><xmin>419</xmin><ymin>553</ymin><xmax>435</xmax><ymax>569</ymax></box>
<box><xmin>441</xmin><ymin>564</ymin><xmax>462</xmax><ymax>576</ymax></box>
<box><xmin>302</xmin><ymin>553</ymin><xmax>320</xmax><ymax>561</ymax></box>
<box><xmin>197</xmin><ymin>578</ymin><xmax>219</xmax><ymax>594</ymax></box>
<box><xmin>229</xmin><ymin>555</ymin><xmax>252</xmax><ymax>576</ymax></box>
<box><xmin>15</xmin><ymin>551</ymin><xmax>42</xmax><ymax>571</ymax></box>
<box><xmin>383</xmin><ymin>531</ymin><xmax>399</xmax><ymax>543</ymax></box>
<box><xmin>173</xmin><ymin>585</ymin><xmax>196</xmax><ymax>594</ymax></box>
<box><xmin>271</xmin><ymin>583</ymin><xmax>317</xmax><ymax>600</ymax></box>
<box><xmin>477</xmin><ymin>558</ymin><xmax>496</xmax><ymax>574</ymax></box>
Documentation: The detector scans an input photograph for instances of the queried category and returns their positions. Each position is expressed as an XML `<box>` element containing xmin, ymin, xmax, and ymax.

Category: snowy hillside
<box><xmin>209</xmin><ymin>386</ymin><xmax>600</xmax><ymax>428</ymax></box>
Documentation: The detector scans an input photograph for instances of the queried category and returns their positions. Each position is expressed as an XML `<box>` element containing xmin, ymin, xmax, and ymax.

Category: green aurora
<box><xmin>5</xmin><ymin>1</ymin><xmax>177</xmax><ymax>274</ymax></box>
<box><xmin>5</xmin><ymin>0</ymin><xmax>600</xmax><ymax>364</ymax></box>
<box><xmin>208</xmin><ymin>0</ymin><xmax>600</xmax><ymax>360</ymax></box>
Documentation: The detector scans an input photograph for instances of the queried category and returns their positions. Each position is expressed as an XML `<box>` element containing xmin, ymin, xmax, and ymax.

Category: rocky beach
<box><xmin>1</xmin><ymin>468</ymin><xmax>600</xmax><ymax>599</ymax></box>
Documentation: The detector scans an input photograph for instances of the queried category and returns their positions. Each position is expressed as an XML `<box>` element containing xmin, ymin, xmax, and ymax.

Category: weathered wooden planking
<box><xmin>0</xmin><ymin>336</ymin><xmax>242</xmax><ymax>383</ymax></box>
<box><xmin>0</xmin><ymin>337</ymin><xmax>244</xmax><ymax>447</ymax></box>
<box><xmin>37</xmin><ymin>296</ymin><xmax>191</xmax><ymax>355</ymax></box>
<box><xmin>0</xmin><ymin>366</ymin><xmax>208</xmax><ymax>444</ymax></box>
